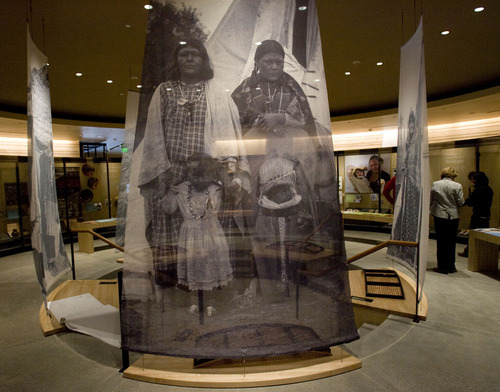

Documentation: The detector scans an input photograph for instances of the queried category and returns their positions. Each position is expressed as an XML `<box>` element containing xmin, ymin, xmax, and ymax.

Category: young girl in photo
<box><xmin>162</xmin><ymin>153</ymin><xmax>232</xmax><ymax>316</ymax></box>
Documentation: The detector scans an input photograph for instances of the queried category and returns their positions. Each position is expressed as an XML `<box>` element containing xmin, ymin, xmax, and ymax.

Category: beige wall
<box><xmin>339</xmin><ymin>143</ymin><xmax>498</xmax><ymax>231</ymax></box>
<box><xmin>479</xmin><ymin>144</ymin><xmax>500</xmax><ymax>228</ymax></box>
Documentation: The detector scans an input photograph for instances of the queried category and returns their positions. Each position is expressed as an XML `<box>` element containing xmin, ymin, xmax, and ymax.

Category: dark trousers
<box><xmin>434</xmin><ymin>216</ymin><xmax>459</xmax><ymax>272</ymax></box>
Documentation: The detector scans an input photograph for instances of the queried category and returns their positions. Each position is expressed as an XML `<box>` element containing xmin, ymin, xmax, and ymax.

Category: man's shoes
<box><xmin>449</xmin><ymin>268</ymin><xmax>457</xmax><ymax>273</ymax></box>
<box><xmin>433</xmin><ymin>267</ymin><xmax>448</xmax><ymax>274</ymax></box>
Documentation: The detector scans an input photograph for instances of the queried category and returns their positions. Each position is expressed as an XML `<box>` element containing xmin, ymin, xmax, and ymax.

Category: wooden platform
<box><xmin>39</xmin><ymin>268</ymin><xmax>424</xmax><ymax>387</ymax></box>
<box><xmin>349</xmin><ymin>268</ymin><xmax>427</xmax><ymax>327</ymax></box>
<box><xmin>39</xmin><ymin>279</ymin><xmax>118</xmax><ymax>336</ymax></box>
<box><xmin>122</xmin><ymin>347</ymin><xmax>361</xmax><ymax>388</ymax></box>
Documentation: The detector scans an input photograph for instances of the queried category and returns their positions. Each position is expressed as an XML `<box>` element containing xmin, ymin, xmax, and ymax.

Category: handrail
<box><xmin>347</xmin><ymin>240</ymin><xmax>418</xmax><ymax>264</ymax></box>
<box><xmin>71</xmin><ymin>229</ymin><xmax>124</xmax><ymax>253</ymax></box>
<box><xmin>69</xmin><ymin>231</ymin><xmax>416</xmax><ymax>267</ymax></box>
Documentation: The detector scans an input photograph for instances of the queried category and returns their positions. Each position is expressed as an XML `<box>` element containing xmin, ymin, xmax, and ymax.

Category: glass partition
<box><xmin>0</xmin><ymin>156</ymin><xmax>121</xmax><ymax>256</ymax></box>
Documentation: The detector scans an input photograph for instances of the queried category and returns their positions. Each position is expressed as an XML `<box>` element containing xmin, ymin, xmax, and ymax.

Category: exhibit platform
<box><xmin>39</xmin><ymin>266</ymin><xmax>426</xmax><ymax>387</ymax></box>
<box><xmin>122</xmin><ymin>347</ymin><xmax>361</xmax><ymax>388</ymax></box>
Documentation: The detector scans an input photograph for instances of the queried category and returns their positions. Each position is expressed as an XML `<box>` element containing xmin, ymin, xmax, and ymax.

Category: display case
<box><xmin>0</xmin><ymin>156</ymin><xmax>122</xmax><ymax>256</ymax></box>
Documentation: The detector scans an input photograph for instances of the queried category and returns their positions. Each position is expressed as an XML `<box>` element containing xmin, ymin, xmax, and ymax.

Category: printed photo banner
<box><xmin>388</xmin><ymin>18</ymin><xmax>430</xmax><ymax>291</ymax></box>
<box><xmin>344</xmin><ymin>153</ymin><xmax>392</xmax><ymax>194</ymax></box>
<box><xmin>115</xmin><ymin>91</ymin><xmax>140</xmax><ymax>247</ymax></box>
<box><xmin>27</xmin><ymin>28</ymin><xmax>71</xmax><ymax>303</ymax></box>
<box><xmin>121</xmin><ymin>0</ymin><xmax>358</xmax><ymax>358</ymax></box>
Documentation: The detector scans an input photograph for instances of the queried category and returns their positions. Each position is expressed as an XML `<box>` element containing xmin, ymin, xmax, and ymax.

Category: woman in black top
<box><xmin>459</xmin><ymin>171</ymin><xmax>494</xmax><ymax>257</ymax></box>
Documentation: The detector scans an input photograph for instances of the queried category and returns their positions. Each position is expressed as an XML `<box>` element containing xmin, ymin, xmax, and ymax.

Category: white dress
<box><xmin>174</xmin><ymin>182</ymin><xmax>232</xmax><ymax>291</ymax></box>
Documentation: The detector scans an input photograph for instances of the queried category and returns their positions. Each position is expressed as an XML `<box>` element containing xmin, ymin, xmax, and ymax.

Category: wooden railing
<box><xmin>347</xmin><ymin>240</ymin><xmax>418</xmax><ymax>264</ymax></box>
<box><xmin>71</xmin><ymin>228</ymin><xmax>124</xmax><ymax>253</ymax></box>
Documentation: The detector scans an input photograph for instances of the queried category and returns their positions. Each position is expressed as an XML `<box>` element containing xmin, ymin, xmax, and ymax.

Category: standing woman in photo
<box><xmin>138</xmin><ymin>39</ymin><xmax>250</xmax><ymax>284</ymax></box>
<box><xmin>231</xmin><ymin>39</ymin><xmax>320</xmax><ymax>297</ymax></box>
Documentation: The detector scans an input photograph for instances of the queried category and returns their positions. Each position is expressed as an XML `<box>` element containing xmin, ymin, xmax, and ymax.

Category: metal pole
<box><xmin>106</xmin><ymin>157</ymin><xmax>112</xmax><ymax>218</ymax></box>
<box><xmin>413</xmin><ymin>244</ymin><xmax>420</xmax><ymax>323</ymax></box>
<box><xmin>117</xmin><ymin>271</ymin><xmax>130</xmax><ymax>372</ymax></box>
<box><xmin>15</xmin><ymin>162</ymin><xmax>25</xmax><ymax>248</ymax></box>
<box><xmin>62</xmin><ymin>160</ymin><xmax>76</xmax><ymax>280</ymax></box>
<box><xmin>198</xmin><ymin>290</ymin><xmax>204</xmax><ymax>325</ymax></box>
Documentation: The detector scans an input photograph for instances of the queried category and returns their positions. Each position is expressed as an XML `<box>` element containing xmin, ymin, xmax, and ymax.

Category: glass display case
<box><xmin>0</xmin><ymin>156</ymin><xmax>121</xmax><ymax>256</ymax></box>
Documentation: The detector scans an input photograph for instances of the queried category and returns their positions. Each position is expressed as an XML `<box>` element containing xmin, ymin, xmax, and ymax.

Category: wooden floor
<box><xmin>39</xmin><ymin>268</ymin><xmax>426</xmax><ymax>387</ymax></box>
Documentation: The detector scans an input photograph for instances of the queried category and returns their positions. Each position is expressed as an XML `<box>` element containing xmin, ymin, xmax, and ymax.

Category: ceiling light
<box><xmin>376</xmin><ymin>62</ymin><xmax>383</xmax><ymax>66</ymax></box>
<box><xmin>144</xmin><ymin>4</ymin><xmax>153</xmax><ymax>10</ymax></box>
<box><xmin>314</xmin><ymin>78</ymin><xmax>320</xmax><ymax>82</ymax></box>
<box><xmin>107</xmin><ymin>80</ymin><xmax>113</xmax><ymax>84</ymax></box>
<box><xmin>474</xmin><ymin>7</ymin><xmax>484</xmax><ymax>12</ymax></box>
<box><xmin>345</xmin><ymin>72</ymin><xmax>351</xmax><ymax>75</ymax></box>
<box><xmin>75</xmin><ymin>72</ymin><xmax>82</xmax><ymax>77</ymax></box>
<box><xmin>298</xmin><ymin>6</ymin><xmax>307</xmax><ymax>11</ymax></box>
<box><xmin>353</xmin><ymin>60</ymin><xmax>361</xmax><ymax>65</ymax></box>
<box><xmin>255</xmin><ymin>41</ymin><xmax>262</xmax><ymax>46</ymax></box>
<box><xmin>441</xmin><ymin>30</ymin><xmax>450</xmax><ymax>35</ymax></box>
<box><xmin>179</xmin><ymin>41</ymin><xmax>186</xmax><ymax>45</ymax></box>
<box><xmin>125</xmin><ymin>24</ymin><xmax>131</xmax><ymax>28</ymax></box>
<box><xmin>137</xmin><ymin>85</ymin><xmax>142</xmax><ymax>88</ymax></box>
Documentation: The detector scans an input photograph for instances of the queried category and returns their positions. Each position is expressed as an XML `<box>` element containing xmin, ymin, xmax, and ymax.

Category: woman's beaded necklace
<box><xmin>178</xmin><ymin>83</ymin><xmax>204</xmax><ymax>119</ymax></box>
<box><xmin>187</xmin><ymin>184</ymin><xmax>211</xmax><ymax>220</ymax></box>
<box><xmin>259</xmin><ymin>82</ymin><xmax>283</xmax><ymax>113</ymax></box>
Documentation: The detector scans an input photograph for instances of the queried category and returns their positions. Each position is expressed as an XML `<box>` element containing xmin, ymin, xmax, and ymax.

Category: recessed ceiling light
<box><xmin>107</xmin><ymin>80</ymin><xmax>113</xmax><ymax>84</ymax></box>
<box><xmin>179</xmin><ymin>41</ymin><xmax>187</xmax><ymax>45</ymax></box>
<box><xmin>353</xmin><ymin>60</ymin><xmax>361</xmax><ymax>65</ymax></box>
<box><xmin>298</xmin><ymin>6</ymin><xmax>307</xmax><ymax>11</ymax></box>
<box><xmin>345</xmin><ymin>72</ymin><xmax>351</xmax><ymax>75</ymax></box>
<box><xmin>474</xmin><ymin>6</ymin><xmax>484</xmax><ymax>12</ymax></box>
<box><xmin>441</xmin><ymin>30</ymin><xmax>450</xmax><ymax>35</ymax></box>
<box><xmin>376</xmin><ymin>62</ymin><xmax>383</xmax><ymax>66</ymax></box>
<box><xmin>75</xmin><ymin>72</ymin><xmax>82</xmax><ymax>77</ymax></box>
<box><xmin>144</xmin><ymin>4</ymin><xmax>153</xmax><ymax>10</ymax></box>
<box><xmin>125</xmin><ymin>24</ymin><xmax>131</xmax><ymax>28</ymax></box>
<box><xmin>314</xmin><ymin>78</ymin><xmax>320</xmax><ymax>82</ymax></box>
<box><xmin>131</xmin><ymin>76</ymin><xmax>138</xmax><ymax>80</ymax></box>
<box><xmin>137</xmin><ymin>85</ymin><xmax>142</xmax><ymax>88</ymax></box>
<box><xmin>255</xmin><ymin>41</ymin><xmax>262</xmax><ymax>46</ymax></box>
